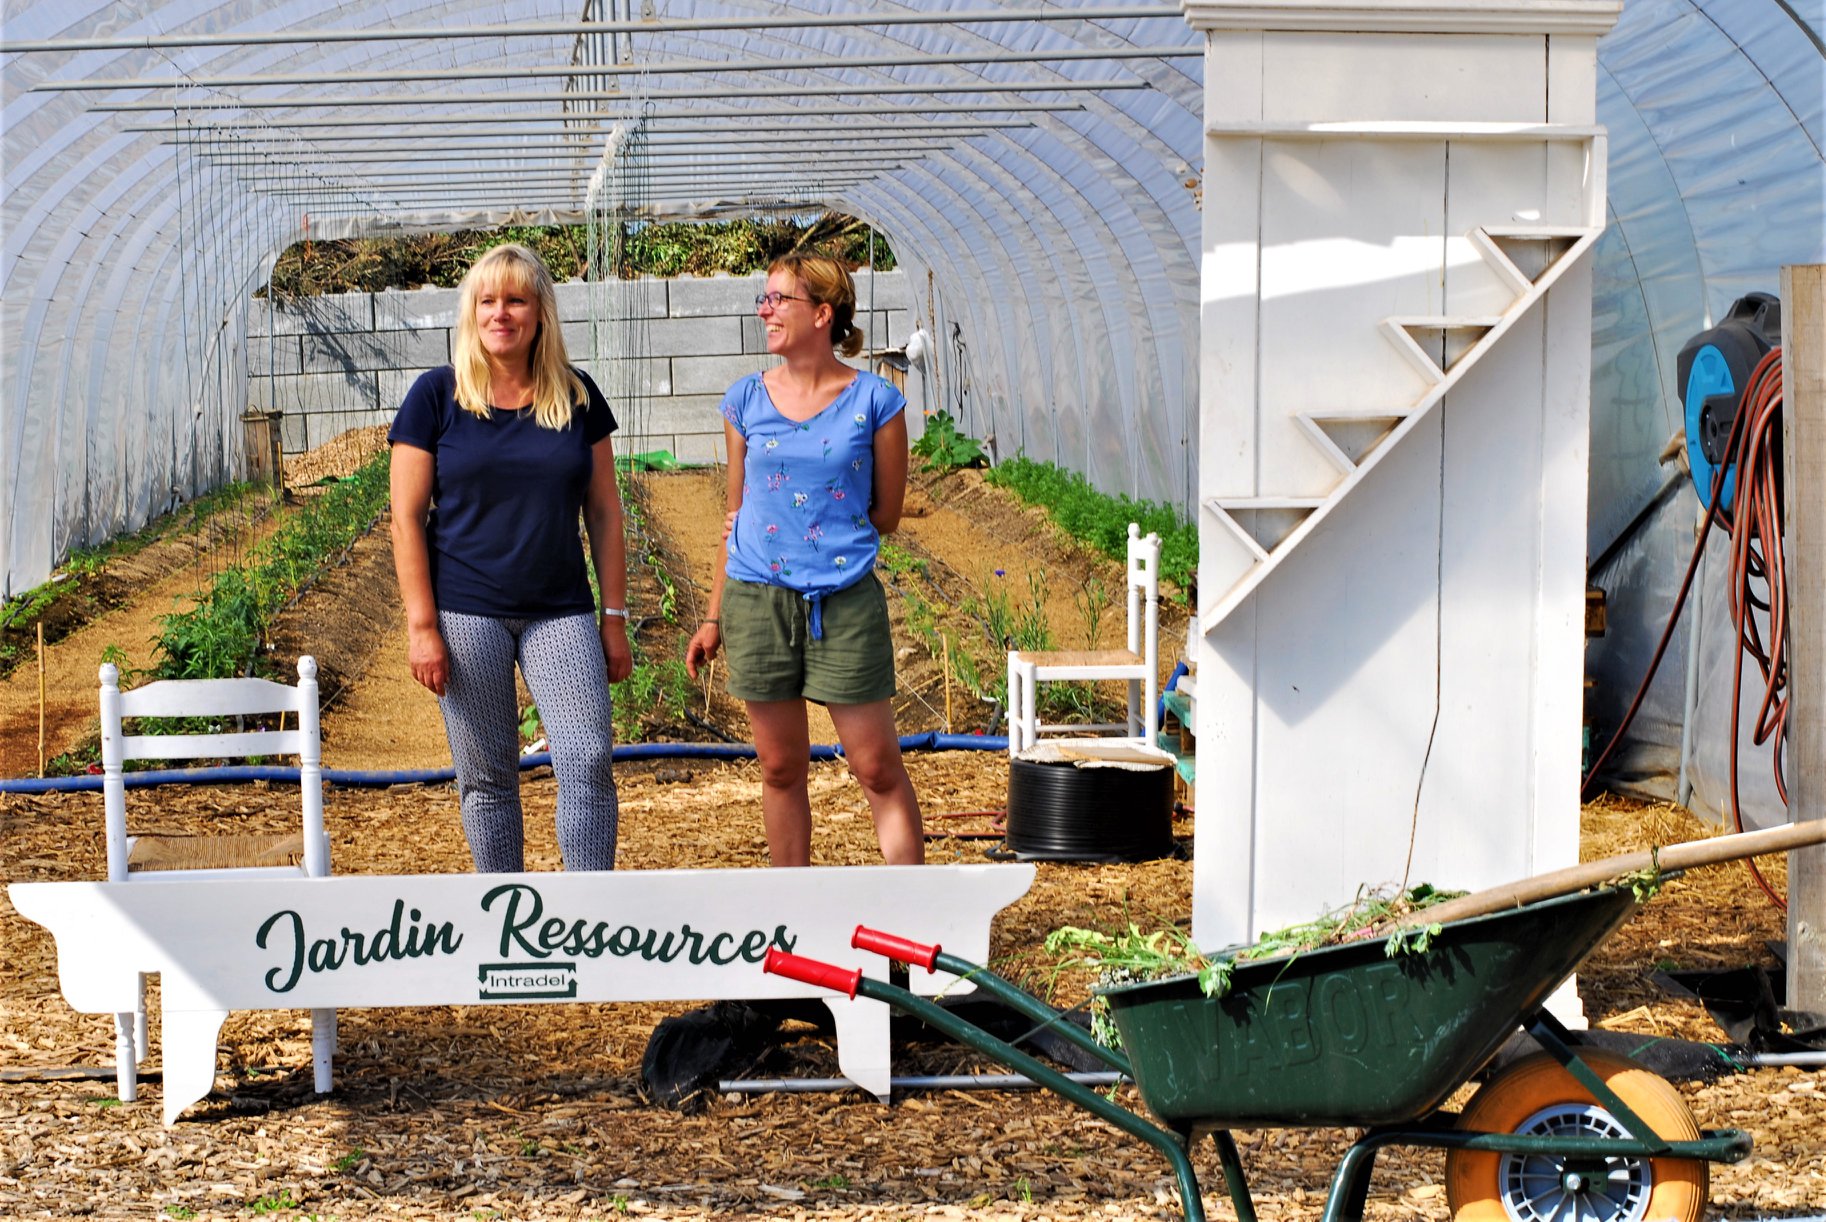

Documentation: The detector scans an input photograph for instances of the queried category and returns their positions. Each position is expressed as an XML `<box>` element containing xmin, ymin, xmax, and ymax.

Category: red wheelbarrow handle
<box><xmin>763</xmin><ymin>947</ymin><xmax>861</xmax><ymax>999</ymax></box>
<box><xmin>852</xmin><ymin>925</ymin><xmax>941</xmax><ymax>971</ymax></box>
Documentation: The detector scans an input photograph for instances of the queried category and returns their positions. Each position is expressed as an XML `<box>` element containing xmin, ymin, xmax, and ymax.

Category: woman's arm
<box><xmin>583</xmin><ymin>433</ymin><xmax>634</xmax><ymax>683</ymax></box>
<box><xmin>389</xmin><ymin>443</ymin><xmax>449</xmax><ymax>695</ymax></box>
<box><xmin>868</xmin><ymin>410</ymin><xmax>910</xmax><ymax>535</ymax></box>
<box><xmin>686</xmin><ymin>421</ymin><xmax>746</xmax><ymax>678</ymax></box>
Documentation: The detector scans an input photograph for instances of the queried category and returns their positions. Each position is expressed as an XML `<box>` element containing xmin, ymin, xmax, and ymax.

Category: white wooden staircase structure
<box><xmin>1198</xmin><ymin>126</ymin><xmax>1606</xmax><ymax>635</ymax></box>
<box><xmin>1181</xmin><ymin>0</ymin><xmax>1622</xmax><ymax>957</ymax></box>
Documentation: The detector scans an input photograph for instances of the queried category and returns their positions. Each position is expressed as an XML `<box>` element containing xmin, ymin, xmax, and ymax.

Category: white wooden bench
<box><xmin>11</xmin><ymin>863</ymin><xmax>1034</xmax><ymax>1124</ymax></box>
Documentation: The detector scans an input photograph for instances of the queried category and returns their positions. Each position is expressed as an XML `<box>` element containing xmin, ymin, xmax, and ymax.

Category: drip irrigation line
<box><xmin>0</xmin><ymin>733</ymin><xmax>1010</xmax><ymax>794</ymax></box>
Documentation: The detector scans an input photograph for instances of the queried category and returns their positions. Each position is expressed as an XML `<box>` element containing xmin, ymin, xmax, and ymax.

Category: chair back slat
<box><xmin>121</xmin><ymin>730</ymin><xmax>305</xmax><ymax>763</ymax></box>
<box><xmin>119</xmin><ymin>676</ymin><xmax>305</xmax><ymax>719</ymax></box>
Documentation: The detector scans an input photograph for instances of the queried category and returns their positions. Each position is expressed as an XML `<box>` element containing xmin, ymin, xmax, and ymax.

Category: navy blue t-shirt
<box><xmin>388</xmin><ymin>366</ymin><xmax>616</xmax><ymax>618</ymax></box>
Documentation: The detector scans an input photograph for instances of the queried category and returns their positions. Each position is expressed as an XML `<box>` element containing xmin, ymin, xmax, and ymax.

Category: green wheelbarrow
<box><xmin>764</xmin><ymin>885</ymin><xmax>1752</xmax><ymax>1222</ymax></box>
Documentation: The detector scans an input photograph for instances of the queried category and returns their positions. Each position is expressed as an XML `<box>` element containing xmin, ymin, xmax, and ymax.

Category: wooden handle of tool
<box><xmin>1400</xmin><ymin>818</ymin><xmax>1826</xmax><ymax>929</ymax></box>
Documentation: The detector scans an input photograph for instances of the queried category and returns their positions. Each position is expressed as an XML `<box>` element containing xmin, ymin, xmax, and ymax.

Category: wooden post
<box><xmin>1783</xmin><ymin>263</ymin><xmax>1825</xmax><ymax>1016</ymax></box>
<box><xmin>942</xmin><ymin>633</ymin><xmax>953</xmax><ymax>735</ymax></box>
<box><xmin>37</xmin><ymin>622</ymin><xmax>46</xmax><ymax>777</ymax></box>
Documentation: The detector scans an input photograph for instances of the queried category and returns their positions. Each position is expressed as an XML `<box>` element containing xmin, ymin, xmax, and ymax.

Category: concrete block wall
<box><xmin>249</xmin><ymin>271</ymin><xmax>924</xmax><ymax>463</ymax></box>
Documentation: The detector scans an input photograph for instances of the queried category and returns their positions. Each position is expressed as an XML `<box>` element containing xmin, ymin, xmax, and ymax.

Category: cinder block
<box><xmin>672</xmin><ymin>353</ymin><xmax>772</xmax><ymax>397</ymax></box>
<box><xmin>378</xmin><ymin>368</ymin><xmax>444</xmax><ymax>412</ymax></box>
<box><xmin>268</xmin><ymin>292</ymin><xmax>373</xmax><ymax>336</ymax></box>
<box><xmin>637</xmin><ymin>314</ymin><xmax>744</xmax><ymax>358</ymax></box>
<box><xmin>555</xmin><ymin>278</ymin><xmax>668</xmax><ymax>323</ymax></box>
<box><xmin>668</xmin><ymin>273</ymin><xmax>766</xmax><ymax>319</ymax></box>
<box><xmin>264</xmin><ymin>371</ymin><xmax>380</xmax><ymax>414</ymax></box>
<box><xmin>247</xmin><ymin>335</ymin><xmax>303</xmax><ymax>377</ymax></box>
<box><xmin>667</xmin><ymin>430</ymin><xmax>728</xmax><ymax>465</ymax></box>
<box><xmin>280</xmin><ymin>412</ymin><xmax>310</xmax><ymax>453</ymax></box>
<box><xmin>615</xmin><ymin>395</ymin><xmax>728</xmax><ymax>436</ymax></box>
<box><xmin>305</xmin><ymin>328</ymin><xmax>447</xmax><ymax>374</ymax></box>
<box><xmin>374</xmin><ymin>286</ymin><xmax>460</xmax><ymax>330</ymax></box>
<box><xmin>571</xmin><ymin>355</ymin><xmax>672</xmax><ymax>397</ymax></box>
<box><xmin>850</xmin><ymin>269</ymin><xmax>910</xmax><ymax>312</ymax></box>
<box><xmin>741</xmin><ymin>314</ymin><xmax>769</xmax><ymax>355</ymax></box>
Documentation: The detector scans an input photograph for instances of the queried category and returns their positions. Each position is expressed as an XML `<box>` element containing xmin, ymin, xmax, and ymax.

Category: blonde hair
<box><xmin>770</xmin><ymin>252</ymin><xmax>865</xmax><ymax>358</ymax></box>
<box><xmin>453</xmin><ymin>243</ymin><xmax>587</xmax><ymax>429</ymax></box>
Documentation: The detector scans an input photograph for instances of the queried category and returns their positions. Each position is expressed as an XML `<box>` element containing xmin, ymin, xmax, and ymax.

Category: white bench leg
<box><xmin>113</xmin><ymin>1011</ymin><xmax>137</xmax><ymax>1103</ymax></box>
<box><xmin>311</xmin><ymin>1008</ymin><xmax>335</xmax><ymax>1095</ymax></box>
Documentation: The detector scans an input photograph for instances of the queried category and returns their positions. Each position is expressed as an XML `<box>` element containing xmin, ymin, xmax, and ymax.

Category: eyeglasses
<box><xmin>754</xmin><ymin>291</ymin><xmax>808</xmax><ymax>309</ymax></box>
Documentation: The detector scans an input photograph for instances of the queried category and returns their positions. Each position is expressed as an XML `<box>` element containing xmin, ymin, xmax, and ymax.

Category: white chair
<box><xmin>99</xmin><ymin>656</ymin><xmax>334</xmax><ymax>1103</ymax></box>
<box><xmin>1006</xmin><ymin>523</ymin><xmax>1161</xmax><ymax>755</ymax></box>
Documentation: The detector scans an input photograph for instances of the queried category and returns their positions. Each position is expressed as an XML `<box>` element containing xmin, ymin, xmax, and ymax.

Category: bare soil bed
<box><xmin>0</xmin><ymin>436</ymin><xmax>1820</xmax><ymax>1221</ymax></box>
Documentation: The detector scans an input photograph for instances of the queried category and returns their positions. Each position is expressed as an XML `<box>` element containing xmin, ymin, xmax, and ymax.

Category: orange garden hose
<box><xmin>1583</xmin><ymin>348</ymin><xmax>1789</xmax><ymax>911</ymax></box>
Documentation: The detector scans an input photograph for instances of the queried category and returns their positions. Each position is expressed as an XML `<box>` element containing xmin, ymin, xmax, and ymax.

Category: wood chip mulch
<box><xmin>3</xmin><ymin>780</ymin><xmax>1822</xmax><ymax>1220</ymax></box>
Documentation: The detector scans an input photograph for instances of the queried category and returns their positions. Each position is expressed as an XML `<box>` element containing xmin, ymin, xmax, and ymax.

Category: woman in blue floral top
<box><xmin>685</xmin><ymin>253</ymin><xmax>923</xmax><ymax>866</ymax></box>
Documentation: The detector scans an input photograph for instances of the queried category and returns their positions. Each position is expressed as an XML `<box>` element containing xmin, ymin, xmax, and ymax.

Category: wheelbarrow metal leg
<box><xmin>1208</xmin><ymin>1130</ymin><xmax>1259</xmax><ymax>1222</ymax></box>
<box><xmin>1525</xmin><ymin>1010</ymin><xmax>1673</xmax><ymax>1154</ymax></box>
<box><xmin>1320</xmin><ymin>1129</ymin><xmax>1409</xmax><ymax>1222</ymax></box>
<box><xmin>850</xmin><ymin>975</ymin><xmax>1208</xmax><ymax>1222</ymax></box>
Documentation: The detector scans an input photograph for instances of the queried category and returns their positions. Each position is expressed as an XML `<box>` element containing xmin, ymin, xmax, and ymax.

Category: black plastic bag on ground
<box><xmin>640</xmin><ymin>998</ymin><xmax>835</xmax><ymax>1112</ymax></box>
<box><xmin>639</xmin><ymin>991</ymin><xmax>1106</xmax><ymax>1110</ymax></box>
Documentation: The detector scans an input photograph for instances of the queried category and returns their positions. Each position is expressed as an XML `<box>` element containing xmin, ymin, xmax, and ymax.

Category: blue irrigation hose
<box><xmin>0</xmin><ymin>733</ymin><xmax>1010</xmax><ymax>794</ymax></box>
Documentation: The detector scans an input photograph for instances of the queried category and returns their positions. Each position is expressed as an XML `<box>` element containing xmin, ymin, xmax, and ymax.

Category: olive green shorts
<box><xmin>721</xmin><ymin>573</ymin><xmax>897</xmax><ymax>706</ymax></box>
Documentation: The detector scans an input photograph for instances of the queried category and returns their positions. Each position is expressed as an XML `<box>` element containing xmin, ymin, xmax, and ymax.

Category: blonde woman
<box><xmin>389</xmin><ymin>243</ymin><xmax>631</xmax><ymax>872</ymax></box>
<box><xmin>685</xmin><ymin>252</ymin><xmax>923</xmax><ymax>866</ymax></box>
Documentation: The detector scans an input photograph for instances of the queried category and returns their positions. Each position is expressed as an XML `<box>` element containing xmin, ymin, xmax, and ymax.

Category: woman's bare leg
<box><xmin>828</xmin><ymin>699</ymin><xmax>924</xmax><ymax>865</ymax></box>
<box><xmin>746</xmin><ymin>699</ymin><xmax>814</xmax><ymax>866</ymax></box>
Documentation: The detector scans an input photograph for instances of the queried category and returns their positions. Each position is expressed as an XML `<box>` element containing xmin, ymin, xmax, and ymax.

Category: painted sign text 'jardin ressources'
<box><xmin>255</xmin><ymin>882</ymin><xmax>798</xmax><ymax>1001</ymax></box>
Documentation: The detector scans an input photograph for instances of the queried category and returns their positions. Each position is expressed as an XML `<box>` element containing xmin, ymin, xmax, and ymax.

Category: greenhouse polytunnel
<box><xmin>2</xmin><ymin>0</ymin><xmax>1821</xmax><ymax>831</ymax></box>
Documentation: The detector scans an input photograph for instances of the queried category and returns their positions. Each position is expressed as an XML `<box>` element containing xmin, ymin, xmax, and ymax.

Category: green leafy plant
<box><xmin>163</xmin><ymin>1208</ymin><xmax>198</xmax><ymax>1220</ymax></box>
<box><xmin>911</xmin><ymin>410</ymin><xmax>987</xmax><ymax>471</ymax></box>
<box><xmin>1047</xmin><ymin>884</ymin><xmax>1467</xmax><ymax>1048</ymax></box>
<box><xmin>985</xmin><ymin>456</ymin><xmax>1197</xmax><ymax>600</ymax></box>
<box><xmin>875</xmin><ymin>540</ymin><xmax>926</xmax><ymax>580</ymax></box>
<box><xmin>153</xmin><ymin>455</ymin><xmax>390</xmax><ymax>680</ymax></box>
<box><xmin>269</xmin><ymin>214</ymin><xmax>894</xmax><ymax>297</ymax></box>
<box><xmin>1073</xmin><ymin>576</ymin><xmax>1111</xmax><ymax>647</ymax></box>
<box><xmin>519</xmin><ymin>705</ymin><xmax>543</xmax><ymax>744</ymax></box>
<box><xmin>810</xmin><ymin>1173</ymin><xmax>851</xmax><ymax>1190</ymax></box>
<box><xmin>248</xmin><ymin>1189</ymin><xmax>300</xmax><ymax>1214</ymax></box>
<box><xmin>330</xmin><ymin>1148</ymin><xmax>365</xmax><ymax>1173</ymax></box>
<box><xmin>1013</xmin><ymin>1176</ymin><xmax>1033</xmax><ymax>1203</ymax></box>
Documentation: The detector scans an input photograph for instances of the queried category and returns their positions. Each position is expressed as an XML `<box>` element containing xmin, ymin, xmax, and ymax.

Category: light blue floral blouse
<box><xmin>721</xmin><ymin>369</ymin><xmax>906</xmax><ymax>636</ymax></box>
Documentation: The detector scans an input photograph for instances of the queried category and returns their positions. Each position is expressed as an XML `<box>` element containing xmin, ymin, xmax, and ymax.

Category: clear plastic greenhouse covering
<box><xmin>2</xmin><ymin>1</ymin><xmax>1821</xmax><ymax>821</ymax></box>
<box><xmin>1584</xmin><ymin>0</ymin><xmax>1824</xmax><ymax>825</ymax></box>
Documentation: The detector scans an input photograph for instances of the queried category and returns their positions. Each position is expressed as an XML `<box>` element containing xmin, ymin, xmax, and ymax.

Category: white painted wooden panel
<box><xmin>1529</xmin><ymin>257</ymin><xmax>1594</xmax><ymax>882</ymax></box>
<box><xmin>1193</xmin><ymin>613</ymin><xmax>1261</xmax><ymax>948</ymax></box>
<box><xmin>122</xmin><ymin>731</ymin><xmax>303</xmax><ymax>761</ymax></box>
<box><xmin>1260</xmin><ymin>33</ymin><xmax>1547</xmax><ymax>124</ymax></box>
<box><xmin>122</xmin><ymin>678</ymin><xmax>302</xmax><ymax>718</ymax></box>
<box><xmin>1425</xmin><ymin>322</ymin><xmax>1551</xmax><ymax>886</ymax></box>
<box><xmin>1245</xmin><ymin>415</ymin><xmax>1446</xmax><ymax>930</ymax></box>
<box><xmin>1446</xmin><ymin>144</ymin><xmax>1557</xmax><ymax>318</ymax></box>
<box><xmin>1202</xmin><ymin>143</ymin><xmax>1266</xmax><ymax>498</ymax></box>
<box><xmin>1257</xmin><ymin>141</ymin><xmax>1446</xmax><ymax>494</ymax></box>
<box><xmin>1547</xmin><ymin>35</ymin><xmax>1601</xmax><ymax>123</ymax></box>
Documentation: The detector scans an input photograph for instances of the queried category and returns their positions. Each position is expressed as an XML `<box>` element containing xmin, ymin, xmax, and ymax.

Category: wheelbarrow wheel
<box><xmin>1445</xmin><ymin>1049</ymin><xmax>1706</xmax><ymax>1222</ymax></box>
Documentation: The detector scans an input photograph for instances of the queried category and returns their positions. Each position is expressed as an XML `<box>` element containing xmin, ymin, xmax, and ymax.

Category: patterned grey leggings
<box><xmin>436</xmin><ymin>610</ymin><xmax>619</xmax><ymax>872</ymax></box>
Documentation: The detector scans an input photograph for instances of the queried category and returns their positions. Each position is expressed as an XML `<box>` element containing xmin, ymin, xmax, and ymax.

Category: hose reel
<box><xmin>1677</xmin><ymin>291</ymin><xmax>1781</xmax><ymax>511</ymax></box>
